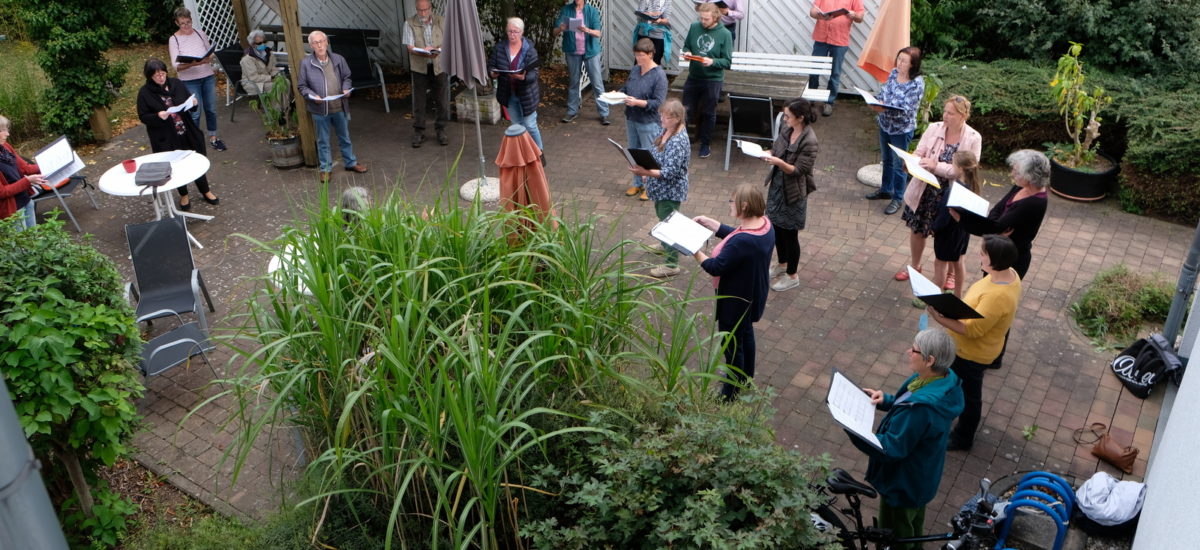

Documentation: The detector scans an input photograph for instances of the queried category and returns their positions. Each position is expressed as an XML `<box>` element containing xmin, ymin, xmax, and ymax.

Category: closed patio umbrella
<box><xmin>857</xmin><ymin>0</ymin><xmax>911</xmax><ymax>83</ymax></box>
<box><xmin>442</xmin><ymin>0</ymin><xmax>491</xmax><ymax>183</ymax></box>
<box><xmin>496</xmin><ymin>124</ymin><xmax>555</xmax><ymax>232</ymax></box>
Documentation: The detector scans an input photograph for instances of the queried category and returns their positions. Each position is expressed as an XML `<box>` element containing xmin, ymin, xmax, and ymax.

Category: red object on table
<box><xmin>122</xmin><ymin>159</ymin><xmax>137</xmax><ymax>173</ymax></box>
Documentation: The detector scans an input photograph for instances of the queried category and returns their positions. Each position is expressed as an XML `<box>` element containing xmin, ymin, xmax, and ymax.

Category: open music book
<box><xmin>175</xmin><ymin>44</ymin><xmax>216</xmax><ymax>64</ymax></box>
<box><xmin>650</xmin><ymin>211</ymin><xmax>714</xmax><ymax>256</ymax></box>
<box><xmin>946</xmin><ymin>181</ymin><xmax>990</xmax><ymax>220</ymax></box>
<box><xmin>888</xmin><ymin>144</ymin><xmax>941</xmax><ymax>188</ymax></box>
<box><xmin>827</xmin><ymin>370</ymin><xmax>883</xmax><ymax>450</ymax></box>
<box><xmin>32</xmin><ymin>136</ymin><xmax>85</xmax><ymax>185</ymax></box>
<box><xmin>907</xmin><ymin>266</ymin><xmax>983</xmax><ymax>319</ymax></box>
<box><xmin>854</xmin><ymin>86</ymin><xmax>903</xmax><ymax>111</ymax></box>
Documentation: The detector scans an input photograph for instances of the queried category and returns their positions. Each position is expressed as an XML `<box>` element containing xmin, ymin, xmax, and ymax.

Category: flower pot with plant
<box><xmin>1047</xmin><ymin>42</ymin><xmax>1117</xmax><ymax>201</ymax></box>
<box><xmin>250</xmin><ymin>75</ymin><xmax>302</xmax><ymax>169</ymax></box>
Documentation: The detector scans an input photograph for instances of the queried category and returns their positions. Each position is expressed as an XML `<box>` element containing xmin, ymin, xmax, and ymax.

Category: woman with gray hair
<box><xmin>240</xmin><ymin>29</ymin><xmax>286</xmax><ymax>95</ymax></box>
<box><xmin>951</xmin><ymin>149</ymin><xmax>1049</xmax><ymax>280</ymax></box>
<box><xmin>847</xmin><ymin>328</ymin><xmax>964</xmax><ymax>544</ymax></box>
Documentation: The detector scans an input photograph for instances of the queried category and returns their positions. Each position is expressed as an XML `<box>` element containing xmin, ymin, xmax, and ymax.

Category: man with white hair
<box><xmin>297</xmin><ymin>30</ymin><xmax>368</xmax><ymax>183</ymax></box>
<box><xmin>403</xmin><ymin>0</ymin><xmax>450</xmax><ymax>148</ymax></box>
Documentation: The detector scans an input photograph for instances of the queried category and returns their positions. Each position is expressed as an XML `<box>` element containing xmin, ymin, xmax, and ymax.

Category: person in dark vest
<box><xmin>403</xmin><ymin>0</ymin><xmax>449</xmax><ymax>148</ymax></box>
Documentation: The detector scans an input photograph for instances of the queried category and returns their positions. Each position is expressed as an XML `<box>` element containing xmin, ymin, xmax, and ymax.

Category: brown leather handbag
<box><xmin>1074</xmin><ymin>422</ymin><xmax>1138</xmax><ymax>474</ymax></box>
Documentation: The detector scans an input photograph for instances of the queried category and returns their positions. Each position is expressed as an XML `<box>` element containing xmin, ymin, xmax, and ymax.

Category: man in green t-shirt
<box><xmin>680</xmin><ymin>2</ymin><xmax>732</xmax><ymax>159</ymax></box>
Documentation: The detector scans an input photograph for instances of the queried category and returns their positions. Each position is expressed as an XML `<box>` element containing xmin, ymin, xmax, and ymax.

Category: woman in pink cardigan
<box><xmin>895</xmin><ymin>95</ymin><xmax>982</xmax><ymax>286</ymax></box>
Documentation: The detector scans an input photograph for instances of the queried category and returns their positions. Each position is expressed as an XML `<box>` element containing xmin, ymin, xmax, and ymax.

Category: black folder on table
<box><xmin>175</xmin><ymin>44</ymin><xmax>216</xmax><ymax>64</ymax></box>
<box><xmin>905</xmin><ymin>266</ymin><xmax>983</xmax><ymax>319</ymax></box>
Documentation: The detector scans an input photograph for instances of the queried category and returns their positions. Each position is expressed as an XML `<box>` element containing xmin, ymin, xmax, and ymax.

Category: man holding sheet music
<box><xmin>808</xmin><ymin>0</ymin><xmax>865</xmax><ymax>117</ymax></box>
<box><xmin>841</xmin><ymin>329</ymin><xmax>964</xmax><ymax>544</ymax></box>
<box><xmin>680</xmin><ymin>3</ymin><xmax>732</xmax><ymax>159</ymax></box>
<box><xmin>298</xmin><ymin>30</ymin><xmax>369</xmax><ymax>182</ymax></box>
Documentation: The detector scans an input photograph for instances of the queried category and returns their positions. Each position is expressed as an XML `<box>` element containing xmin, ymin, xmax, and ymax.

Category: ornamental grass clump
<box><xmin>217</xmin><ymin>179</ymin><xmax>735</xmax><ymax>548</ymax></box>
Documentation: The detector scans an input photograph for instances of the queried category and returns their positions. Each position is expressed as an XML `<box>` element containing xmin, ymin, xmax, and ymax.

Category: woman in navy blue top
<box><xmin>691</xmin><ymin>183</ymin><xmax>775</xmax><ymax>400</ymax></box>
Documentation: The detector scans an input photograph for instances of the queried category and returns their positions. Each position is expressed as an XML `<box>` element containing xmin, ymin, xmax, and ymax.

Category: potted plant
<box><xmin>1047</xmin><ymin>42</ymin><xmax>1117</xmax><ymax>201</ymax></box>
<box><xmin>250</xmin><ymin>75</ymin><xmax>303</xmax><ymax>168</ymax></box>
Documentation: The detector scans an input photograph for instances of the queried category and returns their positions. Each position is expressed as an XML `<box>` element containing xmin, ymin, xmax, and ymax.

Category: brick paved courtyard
<box><xmin>59</xmin><ymin>88</ymin><xmax>1188</xmax><ymax>530</ymax></box>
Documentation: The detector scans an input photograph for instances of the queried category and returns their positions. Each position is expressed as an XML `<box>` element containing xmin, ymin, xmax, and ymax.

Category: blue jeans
<box><xmin>879</xmin><ymin>127</ymin><xmax>914</xmax><ymax>197</ymax></box>
<box><xmin>681</xmin><ymin>78</ymin><xmax>722</xmax><ymax>147</ymax></box>
<box><xmin>506</xmin><ymin>96</ymin><xmax>543</xmax><ymax>150</ymax></box>
<box><xmin>809</xmin><ymin>42</ymin><xmax>849</xmax><ymax>105</ymax></box>
<box><xmin>182</xmin><ymin>74</ymin><xmax>218</xmax><ymax>135</ymax></box>
<box><xmin>565</xmin><ymin>53</ymin><xmax>608</xmax><ymax>118</ymax></box>
<box><xmin>311</xmin><ymin>111</ymin><xmax>357</xmax><ymax>172</ymax></box>
<box><xmin>626</xmin><ymin>119</ymin><xmax>661</xmax><ymax>189</ymax></box>
<box><xmin>17</xmin><ymin>200</ymin><xmax>36</xmax><ymax>230</ymax></box>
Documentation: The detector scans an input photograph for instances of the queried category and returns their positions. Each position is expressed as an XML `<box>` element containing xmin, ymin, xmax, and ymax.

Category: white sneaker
<box><xmin>772</xmin><ymin>276</ymin><xmax>800</xmax><ymax>291</ymax></box>
<box><xmin>649</xmin><ymin>265</ymin><xmax>682</xmax><ymax>278</ymax></box>
<box><xmin>769</xmin><ymin>264</ymin><xmax>786</xmax><ymax>279</ymax></box>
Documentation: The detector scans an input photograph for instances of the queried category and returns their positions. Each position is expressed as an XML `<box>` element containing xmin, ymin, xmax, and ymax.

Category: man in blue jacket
<box><xmin>849</xmin><ymin>328</ymin><xmax>965</xmax><ymax>547</ymax></box>
<box><xmin>555</xmin><ymin>0</ymin><xmax>609</xmax><ymax>125</ymax></box>
<box><xmin>297</xmin><ymin>30</ymin><xmax>368</xmax><ymax>183</ymax></box>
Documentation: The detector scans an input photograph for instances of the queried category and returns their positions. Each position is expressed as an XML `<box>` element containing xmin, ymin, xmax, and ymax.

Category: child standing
<box><xmin>930</xmin><ymin>150</ymin><xmax>981</xmax><ymax>298</ymax></box>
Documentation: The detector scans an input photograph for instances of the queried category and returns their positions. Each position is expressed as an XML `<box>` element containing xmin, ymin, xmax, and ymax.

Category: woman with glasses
<box><xmin>760</xmin><ymin>97</ymin><xmax>820</xmax><ymax>292</ymax></box>
<box><xmin>489</xmin><ymin>18</ymin><xmax>543</xmax><ymax>161</ymax></box>
<box><xmin>169</xmin><ymin>7</ymin><xmax>226</xmax><ymax>151</ymax></box>
<box><xmin>849</xmin><ymin>328</ymin><xmax>964</xmax><ymax>546</ymax></box>
<box><xmin>137</xmin><ymin>58</ymin><xmax>220</xmax><ymax>211</ymax></box>
<box><xmin>864</xmin><ymin>47</ymin><xmax>924</xmax><ymax>215</ymax></box>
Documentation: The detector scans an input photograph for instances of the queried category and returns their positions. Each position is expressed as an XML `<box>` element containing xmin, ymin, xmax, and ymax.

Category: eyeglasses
<box><xmin>908</xmin><ymin>347</ymin><xmax>922</xmax><ymax>356</ymax></box>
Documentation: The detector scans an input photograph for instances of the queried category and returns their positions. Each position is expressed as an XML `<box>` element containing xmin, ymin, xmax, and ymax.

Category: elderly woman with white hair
<box><xmin>240</xmin><ymin>29</ymin><xmax>284</xmax><ymax>95</ymax></box>
<box><xmin>951</xmin><ymin>148</ymin><xmax>1050</xmax><ymax>280</ymax></box>
<box><xmin>848</xmin><ymin>328</ymin><xmax>964</xmax><ymax>544</ymax></box>
<box><xmin>488</xmin><ymin>17</ymin><xmax>543</xmax><ymax>161</ymax></box>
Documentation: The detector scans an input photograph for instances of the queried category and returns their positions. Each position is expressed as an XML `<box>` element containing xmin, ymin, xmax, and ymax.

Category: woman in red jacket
<box><xmin>0</xmin><ymin>115</ymin><xmax>49</xmax><ymax>229</ymax></box>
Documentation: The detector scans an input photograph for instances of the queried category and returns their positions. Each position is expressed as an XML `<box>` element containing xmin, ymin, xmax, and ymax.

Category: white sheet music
<box><xmin>33</xmin><ymin>136</ymin><xmax>85</xmax><ymax>184</ymax></box>
<box><xmin>165</xmin><ymin>95</ymin><xmax>197</xmax><ymax>114</ymax></box>
<box><xmin>827</xmin><ymin>371</ymin><xmax>882</xmax><ymax>450</ymax></box>
<box><xmin>650</xmin><ymin>211</ymin><xmax>713</xmax><ymax>256</ymax></box>
<box><xmin>888</xmin><ymin>144</ymin><xmax>941</xmax><ymax>188</ymax></box>
<box><xmin>906</xmin><ymin>265</ymin><xmax>942</xmax><ymax>298</ymax></box>
<box><xmin>734</xmin><ymin>140</ymin><xmax>768</xmax><ymax>158</ymax></box>
<box><xmin>946</xmin><ymin>181</ymin><xmax>990</xmax><ymax>218</ymax></box>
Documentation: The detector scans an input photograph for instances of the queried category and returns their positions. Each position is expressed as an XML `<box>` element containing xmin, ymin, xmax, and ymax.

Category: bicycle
<box><xmin>811</xmin><ymin>468</ymin><xmax>1003</xmax><ymax>550</ymax></box>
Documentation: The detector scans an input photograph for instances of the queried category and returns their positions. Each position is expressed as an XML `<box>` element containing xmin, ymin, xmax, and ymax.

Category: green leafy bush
<box><xmin>0</xmin><ymin>217</ymin><xmax>144</xmax><ymax>547</ymax></box>
<box><xmin>19</xmin><ymin>0</ymin><xmax>127</xmax><ymax>142</ymax></box>
<box><xmin>1071</xmin><ymin>264</ymin><xmax>1172</xmax><ymax>344</ymax></box>
<box><xmin>522</xmin><ymin>399</ymin><xmax>836</xmax><ymax>550</ymax></box>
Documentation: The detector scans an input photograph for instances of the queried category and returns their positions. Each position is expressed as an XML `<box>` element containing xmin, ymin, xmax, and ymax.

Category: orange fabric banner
<box><xmin>857</xmin><ymin>0</ymin><xmax>911</xmax><ymax>83</ymax></box>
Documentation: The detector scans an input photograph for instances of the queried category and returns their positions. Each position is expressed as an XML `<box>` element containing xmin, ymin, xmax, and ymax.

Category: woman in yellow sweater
<box><xmin>926</xmin><ymin>234</ymin><xmax>1020</xmax><ymax>451</ymax></box>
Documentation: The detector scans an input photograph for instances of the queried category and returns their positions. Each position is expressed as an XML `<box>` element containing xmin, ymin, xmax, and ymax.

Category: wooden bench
<box><xmin>671</xmin><ymin>52</ymin><xmax>834</xmax><ymax>103</ymax></box>
<box><xmin>260</xmin><ymin>25</ymin><xmax>390</xmax><ymax>112</ymax></box>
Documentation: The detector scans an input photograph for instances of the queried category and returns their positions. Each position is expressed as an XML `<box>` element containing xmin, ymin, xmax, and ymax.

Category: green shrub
<box><xmin>0</xmin><ymin>217</ymin><xmax>144</xmax><ymax>548</ymax></box>
<box><xmin>0</xmin><ymin>40</ymin><xmax>50</xmax><ymax>146</ymax></box>
<box><xmin>521</xmin><ymin>398</ymin><xmax>837</xmax><ymax>550</ymax></box>
<box><xmin>1071</xmin><ymin>264</ymin><xmax>1173</xmax><ymax>344</ymax></box>
<box><xmin>217</xmin><ymin>180</ymin><xmax>732</xmax><ymax>549</ymax></box>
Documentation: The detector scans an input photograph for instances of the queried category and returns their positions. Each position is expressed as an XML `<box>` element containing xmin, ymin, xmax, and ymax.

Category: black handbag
<box><xmin>1110</xmin><ymin>333</ymin><xmax>1183</xmax><ymax>398</ymax></box>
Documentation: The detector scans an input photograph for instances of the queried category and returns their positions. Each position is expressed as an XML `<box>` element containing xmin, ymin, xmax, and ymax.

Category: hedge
<box><xmin>924</xmin><ymin>57</ymin><xmax>1200</xmax><ymax>224</ymax></box>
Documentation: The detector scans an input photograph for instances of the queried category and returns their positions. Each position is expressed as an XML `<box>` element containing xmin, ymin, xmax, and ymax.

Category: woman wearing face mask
<box><xmin>240</xmin><ymin>30</ymin><xmax>285</xmax><ymax>94</ymax></box>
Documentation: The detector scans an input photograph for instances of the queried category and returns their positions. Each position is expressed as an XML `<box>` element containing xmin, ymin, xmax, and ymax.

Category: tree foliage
<box><xmin>19</xmin><ymin>0</ymin><xmax>127</xmax><ymax>142</ymax></box>
<box><xmin>0</xmin><ymin>217</ymin><xmax>144</xmax><ymax>547</ymax></box>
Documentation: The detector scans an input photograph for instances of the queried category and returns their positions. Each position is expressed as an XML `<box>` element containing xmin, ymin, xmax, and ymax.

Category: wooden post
<box><xmin>278</xmin><ymin>0</ymin><xmax>316</xmax><ymax>166</ymax></box>
<box><xmin>231</xmin><ymin>0</ymin><xmax>251</xmax><ymax>49</ymax></box>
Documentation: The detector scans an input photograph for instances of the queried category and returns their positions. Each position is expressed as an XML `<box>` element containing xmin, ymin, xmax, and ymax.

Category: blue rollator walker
<box><xmin>993</xmin><ymin>471</ymin><xmax>1074</xmax><ymax>550</ymax></box>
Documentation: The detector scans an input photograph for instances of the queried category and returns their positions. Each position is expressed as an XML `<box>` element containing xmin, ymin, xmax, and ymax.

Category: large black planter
<box><xmin>1049</xmin><ymin>152</ymin><xmax>1119</xmax><ymax>201</ymax></box>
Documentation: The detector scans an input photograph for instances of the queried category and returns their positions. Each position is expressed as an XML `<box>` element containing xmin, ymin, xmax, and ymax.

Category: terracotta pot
<box><xmin>1049</xmin><ymin>152</ymin><xmax>1119</xmax><ymax>201</ymax></box>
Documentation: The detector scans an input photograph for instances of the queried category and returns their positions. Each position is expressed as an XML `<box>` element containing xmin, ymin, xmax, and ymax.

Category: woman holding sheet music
<box><xmin>864</xmin><ymin>47</ymin><xmax>924</xmax><ymax>215</ymax></box>
<box><xmin>489</xmin><ymin>18</ymin><xmax>544</xmax><ymax>156</ymax></box>
<box><xmin>0</xmin><ymin>115</ymin><xmax>49</xmax><ymax>229</ymax></box>
<box><xmin>926</xmin><ymin>234</ymin><xmax>1021</xmax><ymax>452</ymax></box>
<box><xmin>169</xmin><ymin>7</ymin><xmax>225</xmax><ymax>152</ymax></box>
<box><xmin>895</xmin><ymin>95</ymin><xmax>982</xmax><ymax>287</ymax></box>
<box><xmin>761</xmin><ymin>98</ymin><xmax>819</xmax><ymax>292</ymax></box>
<box><xmin>692</xmin><ymin>183</ymin><xmax>774</xmax><ymax>401</ymax></box>
<box><xmin>620</xmin><ymin>38</ymin><xmax>668</xmax><ymax>200</ymax></box>
<box><xmin>950</xmin><ymin>149</ymin><xmax>1050</xmax><ymax>280</ymax></box>
<box><xmin>137</xmin><ymin>59</ymin><xmax>219</xmax><ymax>211</ymax></box>
<box><xmin>849</xmin><ymin>328</ymin><xmax>964</xmax><ymax>545</ymax></box>
<box><xmin>630</xmin><ymin>99</ymin><xmax>690</xmax><ymax>278</ymax></box>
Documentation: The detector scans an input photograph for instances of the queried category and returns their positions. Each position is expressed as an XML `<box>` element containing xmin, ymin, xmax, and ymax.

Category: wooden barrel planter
<box><xmin>1049</xmin><ymin>152</ymin><xmax>1119</xmax><ymax>201</ymax></box>
<box><xmin>268</xmin><ymin>136</ymin><xmax>303</xmax><ymax>169</ymax></box>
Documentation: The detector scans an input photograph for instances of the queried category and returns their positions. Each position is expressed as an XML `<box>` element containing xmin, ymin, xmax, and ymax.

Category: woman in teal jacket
<box><xmin>849</xmin><ymin>328</ymin><xmax>965</xmax><ymax>548</ymax></box>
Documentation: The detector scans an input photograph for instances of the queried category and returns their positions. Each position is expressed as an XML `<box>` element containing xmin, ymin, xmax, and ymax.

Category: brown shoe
<box><xmin>625</xmin><ymin>186</ymin><xmax>641</xmax><ymax>196</ymax></box>
<box><xmin>638</xmin><ymin>190</ymin><xmax>649</xmax><ymax>201</ymax></box>
<box><xmin>345</xmin><ymin>164</ymin><xmax>368</xmax><ymax>173</ymax></box>
<box><xmin>319</xmin><ymin>171</ymin><xmax>331</xmax><ymax>184</ymax></box>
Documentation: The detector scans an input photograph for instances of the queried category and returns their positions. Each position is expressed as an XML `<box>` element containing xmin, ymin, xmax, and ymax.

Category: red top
<box><xmin>812</xmin><ymin>0</ymin><xmax>865</xmax><ymax>47</ymax></box>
